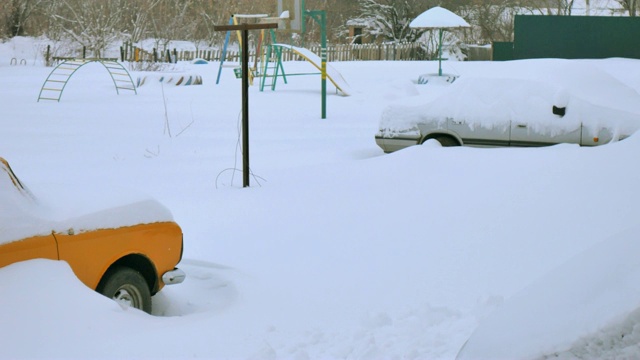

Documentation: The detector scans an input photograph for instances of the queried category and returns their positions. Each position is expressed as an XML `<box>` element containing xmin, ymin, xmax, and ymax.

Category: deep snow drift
<box><xmin>2</xmin><ymin>36</ymin><xmax>640</xmax><ymax>359</ymax></box>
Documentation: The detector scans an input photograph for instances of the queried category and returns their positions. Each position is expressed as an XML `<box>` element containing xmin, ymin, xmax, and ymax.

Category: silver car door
<box><xmin>510</xmin><ymin>120</ymin><xmax>581</xmax><ymax>146</ymax></box>
<box><xmin>447</xmin><ymin>118</ymin><xmax>509</xmax><ymax>147</ymax></box>
<box><xmin>510</xmin><ymin>101</ymin><xmax>581</xmax><ymax>147</ymax></box>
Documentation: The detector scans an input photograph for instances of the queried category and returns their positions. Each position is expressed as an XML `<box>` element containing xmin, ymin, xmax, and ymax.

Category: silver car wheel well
<box><xmin>421</xmin><ymin>134</ymin><xmax>461</xmax><ymax>146</ymax></box>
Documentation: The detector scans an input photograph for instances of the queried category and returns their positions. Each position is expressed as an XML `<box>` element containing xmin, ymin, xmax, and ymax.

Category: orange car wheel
<box><xmin>98</xmin><ymin>266</ymin><xmax>152</xmax><ymax>313</ymax></box>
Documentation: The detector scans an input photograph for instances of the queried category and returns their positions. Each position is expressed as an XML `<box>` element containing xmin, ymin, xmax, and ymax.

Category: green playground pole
<box><xmin>320</xmin><ymin>11</ymin><xmax>327</xmax><ymax>119</ymax></box>
<box><xmin>301</xmin><ymin>0</ymin><xmax>306</xmax><ymax>36</ymax></box>
<box><xmin>306</xmin><ymin>9</ymin><xmax>327</xmax><ymax>119</ymax></box>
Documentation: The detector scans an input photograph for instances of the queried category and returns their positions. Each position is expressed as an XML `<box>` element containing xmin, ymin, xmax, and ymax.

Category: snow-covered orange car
<box><xmin>0</xmin><ymin>157</ymin><xmax>184</xmax><ymax>313</ymax></box>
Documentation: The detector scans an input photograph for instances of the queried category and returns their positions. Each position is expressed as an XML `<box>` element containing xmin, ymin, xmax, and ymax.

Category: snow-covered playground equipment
<box><xmin>410</xmin><ymin>6</ymin><xmax>470</xmax><ymax>84</ymax></box>
<box><xmin>262</xmin><ymin>44</ymin><xmax>351</xmax><ymax>95</ymax></box>
<box><xmin>37</xmin><ymin>58</ymin><xmax>137</xmax><ymax>102</ymax></box>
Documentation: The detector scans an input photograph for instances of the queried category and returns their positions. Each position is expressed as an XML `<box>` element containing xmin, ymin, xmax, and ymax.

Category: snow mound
<box><xmin>457</xmin><ymin>224</ymin><xmax>640</xmax><ymax>359</ymax></box>
<box><xmin>0</xmin><ymin>259</ymin><xmax>155</xmax><ymax>358</ymax></box>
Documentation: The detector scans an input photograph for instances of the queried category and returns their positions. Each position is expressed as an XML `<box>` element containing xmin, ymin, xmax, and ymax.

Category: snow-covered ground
<box><xmin>2</xmin><ymin>36</ymin><xmax>640</xmax><ymax>359</ymax></box>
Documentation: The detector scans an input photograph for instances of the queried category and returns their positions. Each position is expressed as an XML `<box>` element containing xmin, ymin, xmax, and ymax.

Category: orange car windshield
<box><xmin>1</xmin><ymin>157</ymin><xmax>33</xmax><ymax>198</ymax></box>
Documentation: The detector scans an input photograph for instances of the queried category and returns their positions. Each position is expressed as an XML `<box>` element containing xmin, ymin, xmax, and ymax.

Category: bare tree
<box><xmin>353</xmin><ymin>0</ymin><xmax>438</xmax><ymax>43</ymax></box>
<box><xmin>1</xmin><ymin>0</ymin><xmax>43</xmax><ymax>37</ymax></box>
<box><xmin>50</xmin><ymin>0</ymin><xmax>126</xmax><ymax>57</ymax></box>
<box><xmin>457</xmin><ymin>0</ymin><xmax>517</xmax><ymax>43</ymax></box>
<box><xmin>192</xmin><ymin>0</ymin><xmax>226</xmax><ymax>47</ymax></box>
<box><xmin>299</xmin><ymin>0</ymin><xmax>362</xmax><ymax>43</ymax></box>
<box><xmin>3</xmin><ymin>0</ymin><xmax>638</xmax><ymax>58</ymax></box>
<box><xmin>187</xmin><ymin>0</ymin><xmax>274</xmax><ymax>48</ymax></box>
<box><xmin>148</xmin><ymin>0</ymin><xmax>195</xmax><ymax>52</ymax></box>
<box><xmin>120</xmin><ymin>0</ymin><xmax>161</xmax><ymax>43</ymax></box>
<box><xmin>616</xmin><ymin>0</ymin><xmax>638</xmax><ymax>15</ymax></box>
<box><xmin>535</xmin><ymin>0</ymin><xmax>577</xmax><ymax>14</ymax></box>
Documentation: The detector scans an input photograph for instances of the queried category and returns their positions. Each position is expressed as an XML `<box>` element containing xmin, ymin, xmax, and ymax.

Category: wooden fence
<box><xmin>120</xmin><ymin>42</ymin><xmax>427</xmax><ymax>63</ymax></box>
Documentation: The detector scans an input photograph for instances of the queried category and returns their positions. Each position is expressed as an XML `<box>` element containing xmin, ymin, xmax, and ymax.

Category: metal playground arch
<box><xmin>37</xmin><ymin>58</ymin><xmax>137</xmax><ymax>102</ymax></box>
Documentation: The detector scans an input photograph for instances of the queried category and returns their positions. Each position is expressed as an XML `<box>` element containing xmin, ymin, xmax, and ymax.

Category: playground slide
<box><xmin>273</xmin><ymin>44</ymin><xmax>352</xmax><ymax>96</ymax></box>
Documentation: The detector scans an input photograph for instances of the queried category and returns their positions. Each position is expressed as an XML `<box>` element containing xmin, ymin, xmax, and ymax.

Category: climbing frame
<box><xmin>38</xmin><ymin>58</ymin><xmax>137</xmax><ymax>102</ymax></box>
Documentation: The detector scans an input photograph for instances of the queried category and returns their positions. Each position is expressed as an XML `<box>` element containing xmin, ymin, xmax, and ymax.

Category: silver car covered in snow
<box><xmin>375</xmin><ymin>64</ymin><xmax>640</xmax><ymax>153</ymax></box>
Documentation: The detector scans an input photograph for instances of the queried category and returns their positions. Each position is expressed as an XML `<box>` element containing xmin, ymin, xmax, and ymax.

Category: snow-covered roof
<box><xmin>410</xmin><ymin>6</ymin><xmax>471</xmax><ymax>29</ymax></box>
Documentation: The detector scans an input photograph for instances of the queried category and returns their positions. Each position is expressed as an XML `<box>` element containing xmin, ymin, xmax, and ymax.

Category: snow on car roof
<box><xmin>0</xmin><ymin>159</ymin><xmax>174</xmax><ymax>245</ymax></box>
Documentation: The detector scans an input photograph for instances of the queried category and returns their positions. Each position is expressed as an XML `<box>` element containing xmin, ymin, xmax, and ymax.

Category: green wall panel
<box><xmin>513</xmin><ymin>15</ymin><xmax>640</xmax><ymax>59</ymax></box>
<box><xmin>492</xmin><ymin>42</ymin><xmax>514</xmax><ymax>61</ymax></box>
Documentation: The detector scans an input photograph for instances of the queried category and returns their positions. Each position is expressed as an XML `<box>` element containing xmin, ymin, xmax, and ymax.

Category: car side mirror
<box><xmin>552</xmin><ymin>105</ymin><xmax>566</xmax><ymax>117</ymax></box>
